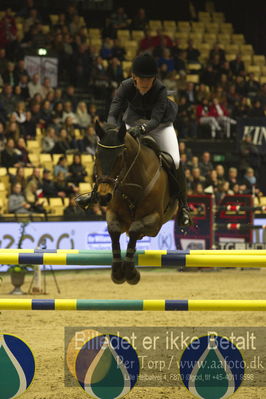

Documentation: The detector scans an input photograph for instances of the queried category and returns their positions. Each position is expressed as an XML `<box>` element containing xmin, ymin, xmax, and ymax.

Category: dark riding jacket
<box><xmin>107</xmin><ymin>78</ymin><xmax>178</xmax><ymax>133</ymax></box>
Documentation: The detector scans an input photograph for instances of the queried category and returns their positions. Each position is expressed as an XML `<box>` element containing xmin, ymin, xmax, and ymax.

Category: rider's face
<box><xmin>133</xmin><ymin>75</ymin><xmax>155</xmax><ymax>95</ymax></box>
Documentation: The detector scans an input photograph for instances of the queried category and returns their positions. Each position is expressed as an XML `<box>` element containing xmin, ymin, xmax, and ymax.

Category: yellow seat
<box><xmin>79</xmin><ymin>182</ymin><xmax>92</xmax><ymax>194</ymax></box>
<box><xmin>253</xmin><ymin>55</ymin><xmax>265</xmax><ymax>66</ymax></box>
<box><xmin>131</xmin><ymin>30</ymin><xmax>144</xmax><ymax>41</ymax></box>
<box><xmin>39</xmin><ymin>153</ymin><xmax>53</xmax><ymax>170</ymax></box>
<box><xmin>28</xmin><ymin>153</ymin><xmax>40</xmax><ymax>167</ymax></box>
<box><xmin>41</xmin><ymin>25</ymin><xmax>50</xmax><ymax>34</ymax></box>
<box><xmin>27</xmin><ymin>140</ymin><xmax>40</xmax><ymax>153</ymax></box>
<box><xmin>217</xmin><ymin>33</ymin><xmax>231</xmax><ymax>45</ymax></box>
<box><xmin>205</xmin><ymin>22</ymin><xmax>220</xmax><ymax>33</ymax></box>
<box><xmin>67</xmin><ymin>154</ymin><xmax>74</xmax><ymax>165</ymax></box>
<box><xmin>81</xmin><ymin>154</ymin><xmax>93</xmax><ymax>166</ymax></box>
<box><xmin>88</xmin><ymin>28</ymin><xmax>101</xmax><ymax>38</ymax></box>
<box><xmin>24</xmin><ymin>168</ymin><xmax>34</xmax><ymax>179</ymax></box>
<box><xmin>232</xmin><ymin>34</ymin><xmax>245</xmax><ymax>45</ymax></box>
<box><xmin>198</xmin><ymin>11</ymin><xmax>211</xmax><ymax>22</ymax></box>
<box><xmin>225</xmin><ymin>44</ymin><xmax>240</xmax><ymax>54</ymax></box>
<box><xmin>89</xmin><ymin>38</ymin><xmax>102</xmax><ymax>50</ymax></box>
<box><xmin>122</xmin><ymin>60</ymin><xmax>132</xmax><ymax>78</ymax></box>
<box><xmin>240</xmin><ymin>44</ymin><xmax>254</xmax><ymax>55</ymax></box>
<box><xmin>260</xmin><ymin>76</ymin><xmax>266</xmax><ymax>84</ymax></box>
<box><xmin>220</xmin><ymin>22</ymin><xmax>233</xmax><ymax>34</ymax></box>
<box><xmin>212</xmin><ymin>12</ymin><xmax>225</xmax><ymax>23</ymax></box>
<box><xmin>191</xmin><ymin>22</ymin><xmax>205</xmax><ymax>33</ymax></box>
<box><xmin>0</xmin><ymin>167</ymin><xmax>7</xmax><ymax>177</ymax></box>
<box><xmin>49</xmin><ymin>14</ymin><xmax>59</xmax><ymax>25</ymax></box>
<box><xmin>148</xmin><ymin>20</ymin><xmax>162</xmax><ymax>30</ymax></box>
<box><xmin>260</xmin><ymin>66</ymin><xmax>266</xmax><ymax>75</ymax></box>
<box><xmin>186</xmin><ymin>74</ymin><xmax>199</xmax><ymax>84</ymax></box>
<box><xmin>48</xmin><ymin>197</ymin><xmax>64</xmax><ymax>215</ymax></box>
<box><xmin>163</xmin><ymin>20</ymin><xmax>176</xmax><ymax>31</ymax></box>
<box><xmin>203</xmin><ymin>33</ymin><xmax>217</xmax><ymax>45</ymax></box>
<box><xmin>247</xmin><ymin>65</ymin><xmax>261</xmax><ymax>75</ymax></box>
<box><xmin>175</xmin><ymin>32</ymin><xmax>189</xmax><ymax>41</ymax></box>
<box><xmin>177</xmin><ymin>21</ymin><xmax>191</xmax><ymax>32</ymax></box>
<box><xmin>189</xmin><ymin>32</ymin><xmax>203</xmax><ymax>42</ymax></box>
<box><xmin>117</xmin><ymin>29</ymin><xmax>130</xmax><ymax>40</ymax></box>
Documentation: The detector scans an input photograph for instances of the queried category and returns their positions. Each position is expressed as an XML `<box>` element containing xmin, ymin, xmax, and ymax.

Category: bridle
<box><xmin>95</xmin><ymin>137</ymin><xmax>161</xmax><ymax>212</ymax></box>
<box><xmin>95</xmin><ymin>139</ymin><xmax>142</xmax><ymax>192</ymax></box>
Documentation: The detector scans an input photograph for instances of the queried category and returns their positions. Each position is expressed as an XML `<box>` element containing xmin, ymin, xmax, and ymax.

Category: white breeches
<box><xmin>128</xmin><ymin>123</ymin><xmax>180</xmax><ymax>168</ymax></box>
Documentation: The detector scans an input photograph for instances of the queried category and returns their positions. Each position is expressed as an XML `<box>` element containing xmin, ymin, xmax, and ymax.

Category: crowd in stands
<box><xmin>0</xmin><ymin>1</ymin><xmax>265</xmax><ymax>217</ymax></box>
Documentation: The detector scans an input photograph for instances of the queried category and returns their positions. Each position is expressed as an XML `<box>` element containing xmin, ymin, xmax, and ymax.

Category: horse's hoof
<box><xmin>111</xmin><ymin>262</ymin><xmax>126</xmax><ymax>284</ymax></box>
<box><xmin>126</xmin><ymin>269</ymin><xmax>141</xmax><ymax>285</ymax></box>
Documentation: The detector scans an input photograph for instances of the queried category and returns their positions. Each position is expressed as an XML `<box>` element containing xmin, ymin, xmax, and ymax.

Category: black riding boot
<box><xmin>175</xmin><ymin>163</ymin><xmax>193</xmax><ymax>227</ymax></box>
<box><xmin>75</xmin><ymin>184</ymin><xmax>98</xmax><ymax>211</ymax></box>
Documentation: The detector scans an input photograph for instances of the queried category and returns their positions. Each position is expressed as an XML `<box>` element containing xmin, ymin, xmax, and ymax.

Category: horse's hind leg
<box><xmin>107</xmin><ymin>218</ymin><xmax>125</xmax><ymax>284</ymax></box>
<box><xmin>124</xmin><ymin>212</ymin><xmax>161</xmax><ymax>285</ymax></box>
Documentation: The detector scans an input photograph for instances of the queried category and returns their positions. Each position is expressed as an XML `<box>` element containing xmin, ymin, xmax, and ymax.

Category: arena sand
<box><xmin>1</xmin><ymin>268</ymin><xmax>266</xmax><ymax>399</ymax></box>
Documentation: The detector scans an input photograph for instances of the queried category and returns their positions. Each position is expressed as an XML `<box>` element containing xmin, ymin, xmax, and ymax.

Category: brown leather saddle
<box><xmin>141</xmin><ymin>136</ymin><xmax>178</xmax><ymax>196</ymax></box>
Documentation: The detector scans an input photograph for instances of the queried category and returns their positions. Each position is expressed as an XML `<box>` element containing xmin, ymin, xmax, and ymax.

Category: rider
<box><xmin>76</xmin><ymin>53</ymin><xmax>192</xmax><ymax>227</ymax></box>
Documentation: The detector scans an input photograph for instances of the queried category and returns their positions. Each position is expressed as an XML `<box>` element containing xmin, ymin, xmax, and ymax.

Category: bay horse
<box><xmin>94</xmin><ymin>120</ymin><xmax>178</xmax><ymax>285</ymax></box>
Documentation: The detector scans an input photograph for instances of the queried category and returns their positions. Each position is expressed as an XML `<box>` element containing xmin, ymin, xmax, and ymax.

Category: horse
<box><xmin>94</xmin><ymin>120</ymin><xmax>178</xmax><ymax>285</ymax></box>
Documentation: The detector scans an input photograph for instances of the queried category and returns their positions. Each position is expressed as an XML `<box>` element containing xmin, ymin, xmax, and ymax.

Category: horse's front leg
<box><xmin>107</xmin><ymin>211</ymin><xmax>125</xmax><ymax>284</ymax></box>
<box><xmin>124</xmin><ymin>212</ymin><xmax>161</xmax><ymax>285</ymax></box>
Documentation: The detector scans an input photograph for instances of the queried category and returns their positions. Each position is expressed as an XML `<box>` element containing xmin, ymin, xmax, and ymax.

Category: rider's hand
<box><xmin>128</xmin><ymin>124</ymin><xmax>147</xmax><ymax>138</ymax></box>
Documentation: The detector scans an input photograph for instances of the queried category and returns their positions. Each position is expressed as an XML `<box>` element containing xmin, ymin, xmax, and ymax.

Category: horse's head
<box><xmin>95</xmin><ymin>120</ymin><xmax>127</xmax><ymax>206</ymax></box>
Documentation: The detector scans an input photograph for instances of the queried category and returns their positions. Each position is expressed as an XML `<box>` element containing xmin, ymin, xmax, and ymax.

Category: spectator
<box><xmin>205</xmin><ymin>170</ymin><xmax>219</xmax><ymax>191</ymax></box>
<box><xmin>13</xmin><ymin>101</ymin><xmax>27</xmax><ymax>124</ymax></box>
<box><xmin>130</xmin><ymin>8</ymin><xmax>148</xmax><ymax>31</ymax></box>
<box><xmin>18</xmin><ymin>74</ymin><xmax>30</xmax><ymax>100</ymax></box>
<box><xmin>9</xmin><ymin>166</ymin><xmax>27</xmax><ymax>190</ymax></box>
<box><xmin>106</xmin><ymin>57</ymin><xmax>124</xmax><ymax>87</ymax></box>
<box><xmin>174</xmin><ymin>96</ymin><xmax>197</xmax><ymax>139</ymax></box>
<box><xmin>209</xmin><ymin>97</ymin><xmax>237</xmax><ymax>138</ymax></box>
<box><xmin>2</xmin><ymin>61</ymin><xmax>18</xmax><ymax>86</ymax></box>
<box><xmin>54</xmin><ymin>155</ymin><xmax>69</xmax><ymax>178</ymax></box>
<box><xmin>51</xmin><ymin>101</ymin><xmax>64</xmax><ymax>127</ymax></box>
<box><xmin>28</xmin><ymin>73</ymin><xmax>43</xmax><ymax>98</ymax></box>
<box><xmin>248</xmin><ymin>99</ymin><xmax>265</xmax><ymax>117</ymax></box>
<box><xmin>191</xmin><ymin>167</ymin><xmax>206</xmax><ymax>189</ymax></box>
<box><xmin>8</xmin><ymin>182</ymin><xmax>31</xmax><ymax>214</ymax></box>
<box><xmin>41</xmin><ymin>126</ymin><xmax>56</xmax><ymax>153</ymax></box>
<box><xmin>26</xmin><ymin>167</ymin><xmax>42</xmax><ymax>190</ymax></box>
<box><xmin>62</xmin><ymin>101</ymin><xmax>78</xmax><ymax>124</ymax></box>
<box><xmin>186</xmin><ymin>39</ymin><xmax>200</xmax><ymax>63</ymax></box>
<box><xmin>193</xmin><ymin>182</ymin><xmax>205</xmax><ymax>195</ymax></box>
<box><xmin>24</xmin><ymin>179</ymin><xmax>46</xmax><ymax>213</ymax></box>
<box><xmin>1</xmin><ymin>137</ymin><xmax>22</xmax><ymax>167</ymax></box>
<box><xmin>111</xmin><ymin>39</ymin><xmax>126</xmax><ymax>61</ymax></box>
<box><xmin>68</xmin><ymin>154</ymin><xmax>87</xmax><ymax>185</ymax></box>
<box><xmin>138</xmin><ymin>29</ymin><xmax>154</xmax><ymax>53</ymax></box>
<box><xmin>15</xmin><ymin>137</ymin><xmax>32</xmax><ymax>166</ymax></box>
<box><xmin>199</xmin><ymin>151</ymin><xmax>213</xmax><ymax>177</ymax></box>
<box><xmin>227</xmin><ymin>167</ymin><xmax>240</xmax><ymax>190</ymax></box>
<box><xmin>100</xmin><ymin>37</ymin><xmax>114</xmax><ymax>60</ymax></box>
<box><xmin>0</xmin><ymin>84</ymin><xmax>17</xmax><ymax>118</ymax></box>
<box><xmin>241</xmin><ymin>167</ymin><xmax>256</xmax><ymax>194</ymax></box>
<box><xmin>239</xmin><ymin>133</ymin><xmax>260</xmax><ymax>172</ymax></box>
<box><xmin>52</xmin><ymin>128</ymin><xmax>73</xmax><ymax>154</ymax></box>
<box><xmin>82</xmin><ymin>124</ymin><xmax>98</xmax><ymax>155</ymax></box>
<box><xmin>75</xmin><ymin>101</ymin><xmax>92</xmax><ymax>128</ymax></box>
<box><xmin>40</xmin><ymin>99</ymin><xmax>53</xmax><ymax>126</ymax></box>
<box><xmin>41</xmin><ymin>168</ymin><xmax>58</xmax><ymax>198</ymax></box>
<box><xmin>196</xmin><ymin>98</ymin><xmax>221</xmax><ymax>139</ymax></box>
<box><xmin>230</xmin><ymin>53</ymin><xmax>245</xmax><ymax>77</ymax></box>
<box><xmin>245</xmin><ymin>73</ymin><xmax>260</xmax><ymax>99</ymax></box>
<box><xmin>106</xmin><ymin>7</ymin><xmax>130</xmax><ymax>38</ymax></box>
<box><xmin>20</xmin><ymin>111</ymin><xmax>36</xmax><ymax>139</ymax></box>
<box><xmin>54</xmin><ymin>171</ymin><xmax>78</xmax><ymax>198</ymax></box>
<box><xmin>215</xmin><ymin>164</ymin><xmax>226</xmax><ymax>184</ymax></box>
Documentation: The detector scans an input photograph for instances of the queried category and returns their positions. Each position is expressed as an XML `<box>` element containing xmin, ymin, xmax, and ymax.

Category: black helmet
<box><xmin>132</xmin><ymin>53</ymin><xmax>157</xmax><ymax>78</ymax></box>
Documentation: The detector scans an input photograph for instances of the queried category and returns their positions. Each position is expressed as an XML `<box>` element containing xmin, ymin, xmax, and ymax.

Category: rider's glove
<box><xmin>128</xmin><ymin>124</ymin><xmax>147</xmax><ymax>139</ymax></box>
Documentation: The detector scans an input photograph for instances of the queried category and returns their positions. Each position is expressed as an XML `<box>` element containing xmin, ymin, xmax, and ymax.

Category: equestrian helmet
<box><xmin>132</xmin><ymin>53</ymin><xmax>157</xmax><ymax>78</ymax></box>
